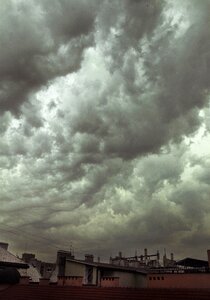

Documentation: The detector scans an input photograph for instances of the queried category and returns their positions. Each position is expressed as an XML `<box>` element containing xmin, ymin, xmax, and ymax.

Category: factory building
<box><xmin>110</xmin><ymin>248</ymin><xmax>160</xmax><ymax>268</ymax></box>
<box><xmin>147</xmin><ymin>250</ymin><xmax>210</xmax><ymax>288</ymax></box>
<box><xmin>57</xmin><ymin>253</ymin><xmax>147</xmax><ymax>288</ymax></box>
<box><xmin>2</xmin><ymin>242</ymin><xmax>210</xmax><ymax>290</ymax></box>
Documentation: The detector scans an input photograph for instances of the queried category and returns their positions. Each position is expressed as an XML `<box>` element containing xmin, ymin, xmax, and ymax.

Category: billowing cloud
<box><xmin>0</xmin><ymin>0</ymin><xmax>210</xmax><ymax>262</ymax></box>
<box><xmin>0</xmin><ymin>0</ymin><xmax>99</xmax><ymax>113</ymax></box>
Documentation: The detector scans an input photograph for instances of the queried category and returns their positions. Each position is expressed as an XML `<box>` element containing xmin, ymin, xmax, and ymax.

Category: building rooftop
<box><xmin>66</xmin><ymin>258</ymin><xmax>147</xmax><ymax>274</ymax></box>
<box><xmin>176</xmin><ymin>257</ymin><xmax>209</xmax><ymax>268</ymax></box>
<box><xmin>0</xmin><ymin>245</ymin><xmax>28</xmax><ymax>268</ymax></box>
<box><xmin>0</xmin><ymin>244</ymin><xmax>42</xmax><ymax>282</ymax></box>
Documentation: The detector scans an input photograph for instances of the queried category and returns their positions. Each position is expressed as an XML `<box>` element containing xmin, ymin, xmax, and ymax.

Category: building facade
<box><xmin>58</xmin><ymin>255</ymin><xmax>147</xmax><ymax>288</ymax></box>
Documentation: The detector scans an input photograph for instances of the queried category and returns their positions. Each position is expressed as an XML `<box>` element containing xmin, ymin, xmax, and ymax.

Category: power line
<box><xmin>0</xmin><ymin>223</ymin><xmax>69</xmax><ymax>251</ymax></box>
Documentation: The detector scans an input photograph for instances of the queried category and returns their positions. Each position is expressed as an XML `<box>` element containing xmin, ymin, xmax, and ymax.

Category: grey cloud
<box><xmin>21</xmin><ymin>100</ymin><xmax>44</xmax><ymax>129</ymax></box>
<box><xmin>169</xmin><ymin>182</ymin><xmax>210</xmax><ymax>227</ymax></box>
<box><xmin>67</xmin><ymin>0</ymin><xmax>210</xmax><ymax>162</ymax></box>
<box><xmin>1</xmin><ymin>0</ymin><xmax>210</xmax><ymax>261</ymax></box>
<box><xmin>0</xmin><ymin>0</ymin><xmax>99</xmax><ymax>114</ymax></box>
<box><xmin>139</xmin><ymin>203</ymin><xmax>188</xmax><ymax>245</ymax></box>
<box><xmin>193</xmin><ymin>159</ymin><xmax>210</xmax><ymax>187</ymax></box>
<box><xmin>96</xmin><ymin>0</ymin><xmax>165</xmax><ymax>67</ymax></box>
<box><xmin>0</xmin><ymin>112</ymin><xmax>12</xmax><ymax>134</ymax></box>
<box><xmin>204</xmin><ymin>106</ymin><xmax>210</xmax><ymax>132</ymax></box>
<box><xmin>135</xmin><ymin>150</ymin><xmax>185</xmax><ymax>193</ymax></box>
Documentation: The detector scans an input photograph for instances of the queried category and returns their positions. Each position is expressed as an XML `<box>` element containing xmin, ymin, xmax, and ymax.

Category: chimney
<box><xmin>171</xmin><ymin>253</ymin><xmax>174</xmax><ymax>261</ymax></box>
<box><xmin>144</xmin><ymin>248</ymin><xmax>148</xmax><ymax>258</ymax></box>
<box><xmin>118</xmin><ymin>251</ymin><xmax>122</xmax><ymax>258</ymax></box>
<box><xmin>85</xmin><ymin>254</ymin><xmax>94</xmax><ymax>263</ymax></box>
<box><xmin>157</xmin><ymin>250</ymin><xmax>160</xmax><ymax>260</ymax></box>
<box><xmin>22</xmin><ymin>253</ymin><xmax>35</xmax><ymax>263</ymax></box>
<box><xmin>0</xmin><ymin>242</ymin><xmax>9</xmax><ymax>250</ymax></box>
<box><xmin>207</xmin><ymin>250</ymin><xmax>210</xmax><ymax>268</ymax></box>
<box><xmin>57</xmin><ymin>250</ymin><xmax>74</xmax><ymax>276</ymax></box>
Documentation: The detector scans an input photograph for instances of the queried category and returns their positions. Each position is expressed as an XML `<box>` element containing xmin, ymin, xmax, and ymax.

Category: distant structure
<box><xmin>21</xmin><ymin>253</ymin><xmax>55</xmax><ymax>279</ymax></box>
<box><xmin>56</xmin><ymin>250</ymin><xmax>75</xmax><ymax>277</ymax></box>
<box><xmin>110</xmin><ymin>248</ymin><xmax>160</xmax><ymax>268</ymax></box>
<box><xmin>2</xmin><ymin>242</ymin><xmax>210</xmax><ymax>289</ymax></box>
<box><xmin>163</xmin><ymin>251</ymin><xmax>176</xmax><ymax>267</ymax></box>
<box><xmin>0</xmin><ymin>242</ymin><xmax>28</xmax><ymax>284</ymax></box>
<box><xmin>57</xmin><ymin>252</ymin><xmax>147</xmax><ymax>288</ymax></box>
<box><xmin>0</xmin><ymin>242</ymin><xmax>9</xmax><ymax>250</ymax></box>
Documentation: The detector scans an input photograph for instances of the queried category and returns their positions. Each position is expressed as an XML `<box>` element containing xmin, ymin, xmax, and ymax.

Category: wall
<box><xmin>65</xmin><ymin>261</ymin><xmax>147</xmax><ymax>288</ymax></box>
<box><xmin>0</xmin><ymin>284</ymin><xmax>10</xmax><ymax>291</ymax></box>
<box><xmin>58</xmin><ymin>276</ymin><xmax>83</xmax><ymax>286</ymax></box>
<box><xmin>19</xmin><ymin>277</ymin><xmax>30</xmax><ymax>285</ymax></box>
<box><xmin>100</xmin><ymin>277</ymin><xmax>119</xmax><ymax>287</ymax></box>
<box><xmin>148</xmin><ymin>273</ymin><xmax>210</xmax><ymax>289</ymax></box>
<box><xmin>84</xmin><ymin>266</ymin><xmax>97</xmax><ymax>285</ymax></box>
<box><xmin>135</xmin><ymin>273</ymin><xmax>147</xmax><ymax>288</ymax></box>
<box><xmin>112</xmin><ymin>271</ymin><xmax>146</xmax><ymax>288</ymax></box>
<box><xmin>65</xmin><ymin>261</ymin><xmax>84</xmax><ymax>277</ymax></box>
<box><xmin>65</xmin><ymin>261</ymin><xmax>97</xmax><ymax>285</ymax></box>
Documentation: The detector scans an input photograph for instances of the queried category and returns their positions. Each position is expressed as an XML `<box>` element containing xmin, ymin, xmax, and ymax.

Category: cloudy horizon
<box><xmin>1</xmin><ymin>0</ymin><xmax>210</xmax><ymax>262</ymax></box>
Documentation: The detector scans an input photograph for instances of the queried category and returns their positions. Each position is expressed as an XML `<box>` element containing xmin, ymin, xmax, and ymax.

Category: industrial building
<box><xmin>147</xmin><ymin>251</ymin><xmax>210</xmax><ymax>289</ymax></box>
<box><xmin>2</xmin><ymin>241</ymin><xmax>210</xmax><ymax>290</ymax></box>
<box><xmin>58</xmin><ymin>254</ymin><xmax>147</xmax><ymax>288</ymax></box>
<box><xmin>21</xmin><ymin>252</ymin><xmax>55</xmax><ymax>279</ymax></box>
<box><xmin>55</xmin><ymin>248</ymin><xmax>210</xmax><ymax>289</ymax></box>
<box><xmin>55</xmin><ymin>249</ymin><xmax>171</xmax><ymax>288</ymax></box>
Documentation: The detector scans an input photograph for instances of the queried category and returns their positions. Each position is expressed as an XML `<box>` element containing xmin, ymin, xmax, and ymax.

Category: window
<box><xmin>85</xmin><ymin>266</ymin><xmax>93</xmax><ymax>285</ymax></box>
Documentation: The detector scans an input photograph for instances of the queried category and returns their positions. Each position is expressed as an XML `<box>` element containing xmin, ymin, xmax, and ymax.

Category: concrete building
<box><xmin>21</xmin><ymin>253</ymin><xmax>55</xmax><ymax>279</ymax></box>
<box><xmin>0</xmin><ymin>242</ymin><xmax>41</xmax><ymax>283</ymax></box>
<box><xmin>0</xmin><ymin>242</ymin><xmax>28</xmax><ymax>270</ymax></box>
<box><xmin>57</xmin><ymin>253</ymin><xmax>147</xmax><ymax>288</ymax></box>
<box><xmin>147</xmin><ymin>272</ymin><xmax>210</xmax><ymax>289</ymax></box>
<box><xmin>110</xmin><ymin>249</ymin><xmax>160</xmax><ymax>268</ymax></box>
<box><xmin>147</xmin><ymin>250</ymin><xmax>210</xmax><ymax>289</ymax></box>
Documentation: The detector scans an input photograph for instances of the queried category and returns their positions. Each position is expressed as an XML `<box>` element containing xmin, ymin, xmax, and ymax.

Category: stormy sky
<box><xmin>1</xmin><ymin>0</ymin><xmax>210</xmax><ymax>262</ymax></box>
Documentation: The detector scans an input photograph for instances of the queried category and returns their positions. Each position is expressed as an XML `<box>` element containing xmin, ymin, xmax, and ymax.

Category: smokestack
<box><xmin>171</xmin><ymin>253</ymin><xmax>174</xmax><ymax>261</ymax></box>
<box><xmin>57</xmin><ymin>250</ymin><xmax>75</xmax><ymax>276</ymax></box>
<box><xmin>119</xmin><ymin>251</ymin><xmax>122</xmax><ymax>258</ymax></box>
<box><xmin>140</xmin><ymin>255</ymin><xmax>143</xmax><ymax>261</ymax></box>
<box><xmin>144</xmin><ymin>248</ymin><xmax>147</xmax><ymax>258</ymax></box>
<box><xmin>85</xmin><ymin>254</ymin><xmax>94</xmax><ymax>262</ymax></box>
<box><xmin>207</xmin><ymin>250</ymin><xmax>210</xmax><ymax>268</ymax></box>
<box><xmin>0</xmin><ymin>242</ymin><xmax>8</xmax><ymax>250</ymax></box>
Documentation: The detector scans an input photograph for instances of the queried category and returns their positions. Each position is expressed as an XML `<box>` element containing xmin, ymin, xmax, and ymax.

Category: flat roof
<box><xmin>176</xmin><ymin>258</ymin><xmax>208</xmax><ymax>268</ymax></box>
<box><xmin>0</xmin><ymin>261</ymin><xmax>28</xmax><ymax>269</ymax></box>
<box><xmin>66</xmin><ymin>258</ymin><xmax>147</xmax><ymax>274</ymax></box>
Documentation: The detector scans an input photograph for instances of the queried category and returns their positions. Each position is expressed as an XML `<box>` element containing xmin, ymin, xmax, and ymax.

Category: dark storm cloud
<box><xmin>1</xmin><ymin>0</ymin><xmax>210</xmax><ymax>261</ymax></box>
<box><xmin>68</xmin><ymin>0</ymin><xmax>210</xmax><ymax>161</ymax></box>
<box><xmin>170</xmin><ymin>183</ymin><xmax>210</xmax><ymax>224</ymax></box>
<box><xmin>0</xmin><ymin>0</ymin><xmax>99</xmax><ymax>114</ymax></box>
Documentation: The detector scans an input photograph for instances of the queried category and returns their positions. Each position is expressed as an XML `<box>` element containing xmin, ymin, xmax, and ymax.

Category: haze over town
<box><xmin>0</xmin><ymin>0</ymin><xmax>210</xmax><ymax>262</ymax></box>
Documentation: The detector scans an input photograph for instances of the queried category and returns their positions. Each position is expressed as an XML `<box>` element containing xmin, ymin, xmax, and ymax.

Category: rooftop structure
<box><xmin>0</xmin><ymin>242</ymin><xmax>41</xmax><ymax>283</ymax></box>
<box><xmin>110</xmin><ymin>248</ymin><xmax>160</xmax><ymax>268</ymax></box>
